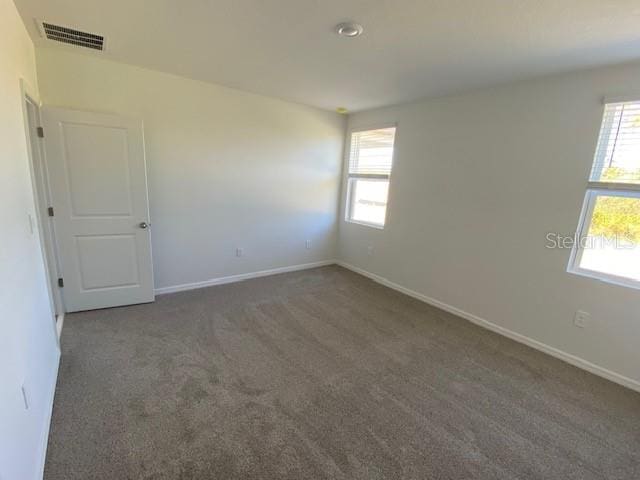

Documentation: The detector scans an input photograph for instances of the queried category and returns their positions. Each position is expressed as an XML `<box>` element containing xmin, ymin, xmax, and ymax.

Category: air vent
<box><xmin>41</xmin><ymin>22</ymin><xmax>104</xmax><ymax>51</ymax></box>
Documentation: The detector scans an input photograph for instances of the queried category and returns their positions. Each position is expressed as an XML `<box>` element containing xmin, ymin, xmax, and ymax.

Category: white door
<box><xmin>42</xmin><ymin>107</ymin><xmax>154</xmax><ymax>312</ymax></box>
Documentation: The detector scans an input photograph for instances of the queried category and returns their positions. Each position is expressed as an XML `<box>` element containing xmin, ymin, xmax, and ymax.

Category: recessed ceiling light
<box><xmin>336</xmin><ymin>22</ymin><xmax>363</xmax><ymax>38</ymax></box>
<box><xmin>336</xmin><ymin>107</ymin><xmax>348</xmax><ymax>114</ymax></box>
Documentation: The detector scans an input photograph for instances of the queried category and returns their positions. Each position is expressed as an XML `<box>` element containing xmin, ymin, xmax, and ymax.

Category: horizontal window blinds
<box><xmin>591</xmin><ymin>101</ymin><xmax>640</xmax><ymax>184</ymax></box>
<box><xmin>348</xmin><ymin>127</ymin><xmax>396</xmax><ymax>176</ymax></box>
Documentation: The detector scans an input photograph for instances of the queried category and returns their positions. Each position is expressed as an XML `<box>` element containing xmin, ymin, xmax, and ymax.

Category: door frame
<box><xmin>20</xmin><ymin>79</ymin><xmax>64</xmax><ymax>340</ymax></box>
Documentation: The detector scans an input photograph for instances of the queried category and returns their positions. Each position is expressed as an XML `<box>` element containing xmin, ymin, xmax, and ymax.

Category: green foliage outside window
<box><xmin>589</xmin><ymin>166</ymin><xmax>640</xmax><ymax>242</ymax></box>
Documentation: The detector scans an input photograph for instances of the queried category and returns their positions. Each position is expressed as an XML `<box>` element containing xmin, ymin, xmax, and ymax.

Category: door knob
<box><xmin>139</xmin><ymin>222</ymin><xmax>149</xmax><ymax>229</ymax></box>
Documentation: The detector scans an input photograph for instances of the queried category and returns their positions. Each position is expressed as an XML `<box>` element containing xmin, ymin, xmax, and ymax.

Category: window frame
<box><xmin>567</xmin><ymin>100</ymin><xmax>640</xmax><ymax>289</ymax></box>
<box><xmin>344</xmin><ymin>123</ymin><xmax>397</xmax><ymax>229</ymax></box>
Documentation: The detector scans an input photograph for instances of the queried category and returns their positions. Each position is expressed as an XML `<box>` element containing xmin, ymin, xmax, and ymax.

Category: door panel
<box><xmin>42</xmin><ymin>107</ymin><xmax>154</xmax><ymax>312</ymax></box>
<box><xmin>76</xmin><ymin>235</ymin><xmax>139</xmax><ymax>289</ymax></box>
<box><xmin>63</xmin><ymin>123</ymin><xmax>133</xmax><ymax>217</ymax></box>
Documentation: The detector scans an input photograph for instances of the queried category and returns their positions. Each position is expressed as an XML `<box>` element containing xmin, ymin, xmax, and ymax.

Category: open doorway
<box><xmin>21</xmin><ymin>81</ymin><xmax>64</xmax><ymax>338</ymax></box>
<box><xmin>39</xmin><ymin>107</ymin><xmax>155</xmax><ymax>312</ymax></box>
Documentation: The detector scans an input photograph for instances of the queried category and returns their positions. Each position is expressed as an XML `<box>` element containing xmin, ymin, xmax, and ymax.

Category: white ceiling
<box><xmin>14</xmin><ymin>0</ymin><xmax>640</xmax><ymax>112</ymax></box>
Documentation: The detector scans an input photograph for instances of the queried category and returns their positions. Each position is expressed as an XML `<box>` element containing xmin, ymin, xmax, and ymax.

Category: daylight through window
<box><xmin>569</xmin><ymin>101</ymin><xmax>640</xmax><ymax>288</ymax></box>
<box><xmin>345</xmin><ymin>127</ymin><xmax>396</xmax><ymax>228</ymax></box>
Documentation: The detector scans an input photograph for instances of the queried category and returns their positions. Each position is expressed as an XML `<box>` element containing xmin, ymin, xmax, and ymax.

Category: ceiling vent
<box><xmin>40</xmin><ymin>21</ymin><xmax>104</xmax><ymax>51</ymax></box>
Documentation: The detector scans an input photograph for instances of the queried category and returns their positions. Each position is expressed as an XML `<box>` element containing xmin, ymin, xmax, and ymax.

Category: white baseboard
<box><xmin>36</xmin><ymin>349</ymin><xmax>61</xmax><ymax>480</ymax></box>
<box><xmin>154</xmin><ymin>260</ymin><xmax>337</xmax><ymax>295</ymax></box>
<box><xmin>337</xmin><ymin>261</ymin><xmax>640</xmax><ymax>393</ymax></box>
<box><xmin>155</xmin><ymin>258</ymin><xmax>639</xmax><ymax>392</ymax></box>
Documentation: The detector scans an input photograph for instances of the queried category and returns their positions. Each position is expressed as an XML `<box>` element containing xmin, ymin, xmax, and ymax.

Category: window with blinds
<box><xmin>590</xmin><ymin>101</ymin><xmax>640</xmax><ymax>184</ymax></box>
<box><xmin>568</xmin><ymin>100</ymin><xmax>640</xmax><ymax>289</ymax></box>
<box><xmin>345</xmin><ymin>127</ymin><xmax>396</xmax><ymax>228</ymax></box>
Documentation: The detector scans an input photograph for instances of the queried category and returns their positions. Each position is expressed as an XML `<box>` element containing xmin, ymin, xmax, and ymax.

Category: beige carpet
<box><xmin>45</xmin><ymin>265</ymin><xmax>640</xmax><ymax>479</ymax></box>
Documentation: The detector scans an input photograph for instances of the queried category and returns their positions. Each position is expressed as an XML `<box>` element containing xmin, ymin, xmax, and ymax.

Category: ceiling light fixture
<box><xmin>336</xmin><ymin>22</ymin><xmax>363</xmax><ymax>38</ymax></box>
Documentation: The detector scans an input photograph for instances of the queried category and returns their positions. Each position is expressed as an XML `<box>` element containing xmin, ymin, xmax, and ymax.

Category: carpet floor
<box><xmin>45</xmin><ymin>265</ymin><xmax>640</xmax><ymax>479</ymax></box>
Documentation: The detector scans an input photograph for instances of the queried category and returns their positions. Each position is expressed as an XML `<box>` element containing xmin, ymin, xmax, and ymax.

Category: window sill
<box><xmin>345</xmin><ymin>219</ymin><xmax>385</xmax><ymax>230</ymax></box>
<box><xmin>567</xmin><ymin>266</ymin><xmax>640</xmax><ymax>291</ymax></box>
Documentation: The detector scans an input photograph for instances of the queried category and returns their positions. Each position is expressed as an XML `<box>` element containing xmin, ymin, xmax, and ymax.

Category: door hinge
<box><xmin>57</xmin><ymin>278</ymin><xmax>64</xmax><ymax>288</ymax></box>
<box><xmin>47</xmin><ymin>206</ymin><xmax>54</xmax><ymax>217</ymax></box>
<box><xmin>37</xmin><ymin>126</ymin><xmax>44</xmax><ymax>138</ymax></box>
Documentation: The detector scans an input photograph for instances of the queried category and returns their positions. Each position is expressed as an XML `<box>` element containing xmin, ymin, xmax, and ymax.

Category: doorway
<box><xmin>22</xmin><ymin>83</ymin><xmax>63</xmax><ymax>339</ymax></box>
<box><xmin>22</xmin><ymin>97</ymin><xmax>155</xmax><ymax>315</ymax></box>
<box><xmin>40</xmin><ymin>107</ymin><xmax>155</xmax><ymax>312</ymax></box>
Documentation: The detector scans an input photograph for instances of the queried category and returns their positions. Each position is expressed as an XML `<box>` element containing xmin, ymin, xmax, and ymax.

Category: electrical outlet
<box><xmin>367</xmin><ymin>245</ymin><xmax>374</xmax><ymax>256</ymax></box>
<box><xmin>305</xmin><ymin>239</ymin><xmax>311</xmax><ymax>249</ymax></box>
<box><xmin>236</xmin><ymin>247</ymin><xmax>243</xmax><ymax>257</ymax></box>
<box><xmin>573</xmin><ymin>310</ymin><xmax>590</xmax><ymax>328</ymax></box>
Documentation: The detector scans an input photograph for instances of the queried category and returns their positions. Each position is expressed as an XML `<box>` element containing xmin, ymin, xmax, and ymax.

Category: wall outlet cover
<box><xmin>574</xmin><ymin>310</ymin><xmax>590</xmax><ymax>328</ymax></box>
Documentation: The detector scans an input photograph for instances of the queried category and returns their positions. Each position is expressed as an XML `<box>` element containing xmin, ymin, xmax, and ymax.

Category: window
<box><xmin>345</xmin><ymin>126</ymin><xmax>396</xmax><ymax>228</ymax></box>
<box><xmin>569</xmin><ymin>100</ymin><xmax>640</xmax><ymax>288</ymax></box>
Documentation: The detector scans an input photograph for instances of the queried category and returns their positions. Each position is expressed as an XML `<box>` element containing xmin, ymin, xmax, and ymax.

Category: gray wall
<box><xmin>36</xmin><ymin>47</ymin><xmax>346</xmax><ymax>291</ymax></box>
<box><xmin>340</xmin><ymin>62</ymin><xmax>640</xmax><ymax>387</ymax></box>
<box><xmin>0</xmin><ymin>1</ymin><xmax>60</xmax><ymax>478</ymax></box>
